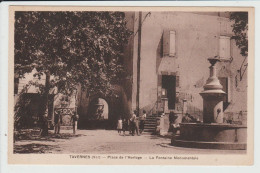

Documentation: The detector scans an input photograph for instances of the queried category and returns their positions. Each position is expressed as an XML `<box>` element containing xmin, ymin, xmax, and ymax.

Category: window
<box><xmin>163</xmin><ymin>30</ymin><xmax>176</xmax><ymax>57</ymax></box>
<box><xmin>219</xmin><ymin>36</ymin><xmax>231</xmax><ymax>59</ymax></box>
<box><xmin>219</xmin><ymin>77</ymin><xmax>230</xmax><ymax>110</ymax></box>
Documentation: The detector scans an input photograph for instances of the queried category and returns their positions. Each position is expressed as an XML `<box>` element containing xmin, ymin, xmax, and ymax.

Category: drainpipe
<box><xmin>136</xmin><ymin>11</ymin><xmax>142</xmax><ymax>117</ymax></box>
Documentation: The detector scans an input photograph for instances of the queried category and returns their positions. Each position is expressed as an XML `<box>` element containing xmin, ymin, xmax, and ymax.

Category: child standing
<box><xmin>117</xmin><ymin>117</ymin><xmax>123</xmax><ymax>134</ymax></box>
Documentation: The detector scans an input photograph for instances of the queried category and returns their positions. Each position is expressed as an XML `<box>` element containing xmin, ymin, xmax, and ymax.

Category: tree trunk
<box><xmin>40</xmin><ymin>71</ymin><xmax>50</xmax><ymax>136</ymax></box>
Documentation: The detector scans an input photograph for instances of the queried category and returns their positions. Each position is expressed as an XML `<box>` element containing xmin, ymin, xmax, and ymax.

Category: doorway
<box><xmin>162</xmin><ymin>75</ymin><xmax>176</xmax><ymax>109</ymax></box>
<box><xmin>83</xmin><ymin>98</ymin><xmax>110</xmax><ymax>129</ymax></box>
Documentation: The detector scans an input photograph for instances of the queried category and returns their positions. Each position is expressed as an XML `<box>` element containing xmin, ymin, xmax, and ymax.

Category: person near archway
<box><xmin>130</xmin><ymin>110</ymin><xmax>139</xmax><ymax>136</ymax></box>
<box><xmin>122</xmin><ymin>118</ymin><xmax>128</xmax><ymax>136</ymax></box>
<box><xmin>117</xmin><ymin>117</ymin><xmax>123</xmax><ymax>134</ymax></box>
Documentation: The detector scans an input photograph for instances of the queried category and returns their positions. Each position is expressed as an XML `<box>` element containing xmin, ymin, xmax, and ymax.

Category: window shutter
<box><xmin>219</xmin><ymin>36</ymin><xmax>231</xmax><ymax>59</ymax></box>
<box><xmin>163</xmin><ymin>30</ymin><xmax>176</xmax><ymax>57</ymax></box>
<box><xmin>163</xmin><ymin>30</ymin><xmax>169</xmax><ymax>56</ymax></box>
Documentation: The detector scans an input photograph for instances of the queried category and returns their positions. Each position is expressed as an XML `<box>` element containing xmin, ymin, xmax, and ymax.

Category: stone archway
<box><xmin>78</xmin><ymin>96</ymin><xmax>110</xmax><ymax>129</ymax></box>
<box><xmin>77</xmin><ymin>85</ymin><xmax>131</xmax><ymax>130</ymax></box>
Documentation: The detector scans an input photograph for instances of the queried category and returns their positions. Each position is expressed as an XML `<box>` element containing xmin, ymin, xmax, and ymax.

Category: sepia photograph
<box><xmin>7</xmin><ymin>6</ymin><xmax>254</xmax><ymax>165</ymax></box>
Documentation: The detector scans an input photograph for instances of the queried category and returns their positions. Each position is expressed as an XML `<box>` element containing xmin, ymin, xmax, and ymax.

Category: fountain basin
<box><xmin>171</xmin><ymin>123</ymin><xmax>247</xmax><ymax>150</ymax></box>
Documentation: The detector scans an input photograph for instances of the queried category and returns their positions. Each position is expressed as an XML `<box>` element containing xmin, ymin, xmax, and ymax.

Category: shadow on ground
<box><xmin>14</xmin><ymin>132</ymin><xmax>85</xmax><ymax>154</ymax></box>
<box><xmin>15</xmin><ymin>131</ymin><xmax>86</xmax><ymax>141</ymax></box>
<box><xmin>14</xmin><ymin>143</ymin><xmax>58</xmax><ymax>154</ymax></box>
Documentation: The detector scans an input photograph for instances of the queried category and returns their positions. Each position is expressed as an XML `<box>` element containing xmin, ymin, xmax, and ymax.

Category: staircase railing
<box><xmin>147</xmin><ymin>101</ymin><xmax>159</xmax><ymax>116</ymax></box>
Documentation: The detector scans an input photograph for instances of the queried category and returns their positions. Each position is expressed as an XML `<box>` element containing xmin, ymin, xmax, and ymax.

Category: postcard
<box><xmin>8</xmin><ymin>6</ymin><xmax>254</xmax><ymax>165</ymax></box>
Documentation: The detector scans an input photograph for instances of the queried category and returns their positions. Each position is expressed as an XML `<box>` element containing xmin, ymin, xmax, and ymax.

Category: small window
<box><xmin>219</xmin><ymin>36</ymin><xmax>231</xmax><ymax>59</ymax></box>
<box><xmin>163</xmin><ymin>30</ymin><xmax>176</xmax><ymax>57</ymax></box>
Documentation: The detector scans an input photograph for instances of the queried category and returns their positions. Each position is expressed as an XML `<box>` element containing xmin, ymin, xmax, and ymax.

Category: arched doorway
<box><xmin>77</xmin><ymin>85</ymin><xmax>131</xmax><ymax>130</ymax></box>
<box><xmin>88</xmin><ymin>98</ymin><xmax>109</xmax><ymax>120</ymax></box>
<box><xmin>81</xmin><ymin>97</ymin><xmax>110</xmax><ymax>129</ymax></box>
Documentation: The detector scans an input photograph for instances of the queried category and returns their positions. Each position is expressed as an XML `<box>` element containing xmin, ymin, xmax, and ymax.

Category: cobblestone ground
<box><xmin>14</xmin><ymin>130</ymin><xmax>246</xmax><ymax>154</ymax></box>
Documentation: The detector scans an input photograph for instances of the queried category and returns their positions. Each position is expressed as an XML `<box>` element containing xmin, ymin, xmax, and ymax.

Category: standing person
<box><xmin>135</xmin><ymin>114</ymin><xmax>140</xmax><ymax>136</ymax></box>
<box><xmin>71</xmin><ymin>113</ymin><xmax>79</xmax><ymax>134</ymax></box>
<box><xmin>122</xmin><ymin>118</ymin><xmax>128</xmax><ymax>136</ymax></box>
<box><xmin>130</xmin><ymin>110</ymin><xmax>139</xmax><ymax>136</ymax></box>
<box><xmin>129</xmin><ymin>111</ymin><xmax>136</xmax><ymax>135</ymax></box>
<box><xmin>128</xmin><ymin>118</ymin><xmax>132</xmax><ymax>135</ymax></box>
<box><xmin>117</xmin><ymin>117</ymin><xmax>123</xmax><ymax>134</ymax></box>
<box><xmin>54</xmin><ymin>113</ymin><xmax>62</xmax><ymax>134</ymax></box>
<box><xmin>139</xmin><ymin>110</ymin><xmax>146</xmax><ymax>134</ymax></box>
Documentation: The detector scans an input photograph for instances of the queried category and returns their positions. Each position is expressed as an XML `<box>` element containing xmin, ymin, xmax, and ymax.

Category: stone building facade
<box><xmin>130</xmin><ymin>11</ymin><xmax>247</xmax><ymax>124</ymax></box>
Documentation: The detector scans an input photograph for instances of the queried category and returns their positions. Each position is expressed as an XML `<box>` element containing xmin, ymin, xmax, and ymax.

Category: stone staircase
<box><xmin>143</xmin><ymin>114</ymin><xmax>159</xmax><ymax>133</ymax></box>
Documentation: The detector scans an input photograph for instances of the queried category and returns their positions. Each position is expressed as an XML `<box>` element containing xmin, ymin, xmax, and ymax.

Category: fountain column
<box><xmin>199</xmin><ymin>57</ymin><xmax>226</xmax><ymax>123</ymax></box>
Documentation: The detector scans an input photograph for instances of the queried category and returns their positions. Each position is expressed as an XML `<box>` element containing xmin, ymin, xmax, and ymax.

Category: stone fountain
<box><xmin>171</xmin><ymin>57</ymin><xmax>247</xmax><ymax>150</ymax></box>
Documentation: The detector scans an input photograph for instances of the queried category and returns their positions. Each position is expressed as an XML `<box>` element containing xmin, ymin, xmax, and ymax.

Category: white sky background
<box><xmin>0</xmin><ymin>1</ymin><xmax>260</xmax><ymax>173</ymax></box>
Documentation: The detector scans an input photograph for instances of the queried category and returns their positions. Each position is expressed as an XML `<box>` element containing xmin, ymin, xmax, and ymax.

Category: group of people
<box><xmin>53</xmin><ymin>110</ymin><xmax>198</xmax><ymax>136</ymax></box>
<box><xmin>53</xmin><ymin>109</ymin><xmax>149</xmax><ymax>136</ymax></box>
<box><xmin>117</xmin><ymin>110</ymin><xmax>147</xmax><ymax>136</ymax></box>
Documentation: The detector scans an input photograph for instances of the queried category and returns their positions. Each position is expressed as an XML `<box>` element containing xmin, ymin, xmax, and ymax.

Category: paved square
<box><xmin>14</xmin><ymin>130</ymin><xmax>246</xmax><ymax>154</ymax></box>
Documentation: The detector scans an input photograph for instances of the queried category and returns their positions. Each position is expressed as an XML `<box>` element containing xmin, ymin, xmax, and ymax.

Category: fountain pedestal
<box><xmin>171</xmin><ymin>57</ymin><xmax>247</xmax><ymax>150</ymax></box>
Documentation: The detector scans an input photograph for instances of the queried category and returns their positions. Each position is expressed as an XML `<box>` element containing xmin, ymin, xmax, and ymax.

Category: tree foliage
<box><xmin>15</xmin><ymin>11</ymin><xmax>132</xmax><ymax>96</ymax></box>
<box><xmin>230</xmin><ymin>12</ymin><xmax>248</xmax><ymax>57</ymax></box>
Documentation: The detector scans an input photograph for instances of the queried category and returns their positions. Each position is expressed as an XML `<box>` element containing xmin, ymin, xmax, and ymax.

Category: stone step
<box><xmin>141</xmin><ymin>132</ymin><xmax>153</xmax><ymax>135</ymax></box>
<box><xmin>144</xmin><ymin>121</ymin><xmax>156</xmax><ymax>124</ymax></box>
<box><xmin>144</xmin><ymin>125</ymin><xmax>156</xmax><ymax>127</ymax></box>
<box><xmin>146</xmin><ymin>117</ymin><xmax>156</xmax><ymax>120</ymax></box>
<box><xmin>144</xmin><ymin>128</ymin><xmax>155</xmax><ymax>131</ymax></box>
<box><xmin>144</xmin><ymin>125</ymin><xmax>156</xmax><ymax>128</ymax></box>
<box><xmin>145</xmin><ymin>119</ymin><xmax>158</xmax><ymax>121</ymax></box>
<box><xmin>145</xmin><ymin>123</ymin><xmax>156</xmax><ymax>125</ymax></box>
<box><xmin>145</xmin><ymin>121</ymin><xmax>156</xmax><ymax>124</ymax></box>
<box><xmin>144</xmin><ymin>124</ymin><xmax>156</xmax><ymax>127</ymax></box>
<box><xmin>144</xmin><ymin>122</ymin><xmax>156</xmax><ymax>125</ymax></box>
<box><xmin>144</xmin><ymin>129</ymin><xmax>155</xmax><ymax>132</ymax></box>
<box><xmin>144</xmin><ymin>124</ymin><xmax>156</xmax><ymax>126</ymax></box>
<box><xmin>144</xmin><ymin>126</ymin><xmax>156</xmax><ymax>129</ymax></box>
<box><xmin>143</xmin><ymin>114</ymin><xmax>157</xmax><ymax>133</ymax></box>
<box><xmin>145</xmin><ymin>119</ymin><xmax>157</xmax><ymax>121</ymax></box>
<box><xmin>146</xmin><ymin>116</ymin><xmax>158</xmax><ymax>119</ymax></box>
